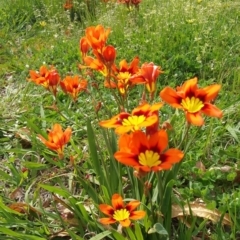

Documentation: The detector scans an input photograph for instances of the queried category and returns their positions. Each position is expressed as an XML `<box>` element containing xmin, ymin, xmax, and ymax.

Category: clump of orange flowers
<box><xmin>38</xmin><ymin>124</ymin><xmax>72</xmax><ymax>159</ymax></box>
<box><xmin>79</xmin><ymin>25</ymin><xmax>162</xmax><ymax>103</ymax></box>
<box><xmin>99</xmin><ymin>193</ymin><xmax>145</xmax><ymax>227</ymax></box>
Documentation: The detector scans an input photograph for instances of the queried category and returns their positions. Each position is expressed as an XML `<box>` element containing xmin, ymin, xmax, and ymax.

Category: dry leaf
<box><xmin>9</xmin><ymin>187</ymin><xmax>23</xmax><ymax>200</ymax></box>
<box><xmin>172</xmin><ymin>203</ymin><xmax>231</xmax><ymax>226</ymax></box>
<box><xmin>49</xmin><ymin>230</ymin><xmax>71</xmax><ymax>239</ymax></box>
<box><xmin>15</xmin><ymin>127</ymin><xmax>32</xmax><ymax>148</ymax></box>
<box><xmin>196</xmin><ymin>161</ymin><xmax>206</xmax><ymax>172</ymax></box>
<box><xmin>9</xmin><ymin>202</ymin><xmax>41</xmax><ymax>217</ymax></box>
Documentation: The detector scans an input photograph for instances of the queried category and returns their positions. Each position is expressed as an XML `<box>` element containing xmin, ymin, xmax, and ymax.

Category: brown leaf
<box><xmin>15</xmin><ymin>127</ymin><xmax>32</xmax><ymax>148</ymax></box>
<box><xmin>9</xmin><ymin>187</ymin><xmax>23</xmax><ymax>200</ymax></box>
<box><xmin>196</xmin><ymin>161</ymin><xmax>206</xmax><ymax>172</ymax></box>
<box><xmin>172</xmin><ymin>203</ymin><xmax>231</xmax><ymax>226</ymax></box>
<box><xmin>8</xmin><ymin>202</ymin><xmax>41</xmax><ymax>217</ymax></box>
<box><xmin>49</xmin><ymin>230</ymin><xmax>71</xmax><ymax>239</ymax></box>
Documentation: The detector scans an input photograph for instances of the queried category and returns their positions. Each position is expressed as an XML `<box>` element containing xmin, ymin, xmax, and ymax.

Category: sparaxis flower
<box><xmin>85</xmin><ymin>25</ymin><xmax>111</xmax><ymax>51</ymax></box>
<box><xmin>159</xmin><ymin>77</ymin><xmax>223</xmax><ymax>126</ymax></box>
<box><xmin>130</xmin><ymin>62</ymin><xmax>163</xmax><ymax>98</ymax></box>
<box><xmin>112</xmin><ymin>57</ymin><xmax>140</xmax><ymax>96</ymax></box>
<box><xmin>99</xmin><ymin>102</ymin><xmax>163</xmax><ymax>134</ymax></box>
<box><xmin>79</xmin><ymin>37</ymin><xmax>90</xmax><ymax>61</ymax></box>
<box><xmin>28</xmin><ymin>65</ymin><xmax>60</xmax><ymax>97</ymax></box>
<box><xmin>114</xmin><ymin>130</ymin><xmax>184</xmax><ymax>172</ymax></box>
<box><xmin>99</xmin><ymin>193</ymin><xmax>145</xmax><ymax>227</ymax></box>
<box><xmin>38</xmin><ymin>124</ymin><xmax>72</xmax><ymax>159</ymax></box>
<box><xmin>60</xmin><ymin>76</ymin><xmax>88</xmax><ymax>102</ymax></box>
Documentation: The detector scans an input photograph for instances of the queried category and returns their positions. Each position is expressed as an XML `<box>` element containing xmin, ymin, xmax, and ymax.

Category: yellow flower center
<box><xmin>113</xmin><ymin>209</ymin><xmax>130</xmax><ymax>221</ymax></box>
<box><xmin>118</xmin><ymin>72</ymin><xmax>131</xmax><ymax>83</ymax></box>
<box><xmin>181</xmin><ymin>97</ymin><xmax>204</xmax><ymax>113</ymax></box>
<box><xmin>138</xmin><ymin>150</ymin><xmax>161</xmax><ymax>167</ymax></box>
<box><xmin>122</xmin><ymin>115</ymin><xmax>146</xmax><ymax>131</ymax></box>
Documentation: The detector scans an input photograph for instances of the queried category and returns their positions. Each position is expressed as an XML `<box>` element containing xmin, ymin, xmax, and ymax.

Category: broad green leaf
<box><xmin>148</xmin><ymin>223</ymin><xmax>169</xmax><ymax>236</ymax></box>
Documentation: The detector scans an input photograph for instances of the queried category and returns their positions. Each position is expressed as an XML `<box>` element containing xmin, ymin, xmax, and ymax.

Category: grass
<box><xmin>0</xmin><ymin>0</ymin><xmax>240</xmax><ymax>239</ymax></box>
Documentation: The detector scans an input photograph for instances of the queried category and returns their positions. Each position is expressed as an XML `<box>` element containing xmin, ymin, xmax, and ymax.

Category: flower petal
<box><xmin>160</xmin><ymin>87</ymin><xmax>182</xmax><ymax>108</ymax></box>
<box><xmin>201</xmin><ymin>103</ymin><xmax>223</xmax><ymax>118</ymax></box>
<box><xmin>150</xmin><ymin>130</ymin><xmax>168</xmax><ymax>152</ymax></box>
<box><xmin>63</xmin><ymin>127</ymin><xmax>72</xmax><ymax>144</ymax></box>
<box><xmin>197</xmin><ymin>84</ymin><xmax>221</xmax><ymax>102</ymax></box>
<box><xmin>112</xmin><ymin>194</ymin><xmax>124</xmax><ymax>210</ymax></box>
<box><xmin>161</xmin><ymin>148</ymin><xmax>184</xmax><ymax>165</ymax></box>
<box><xmin>99</xmin><ymin>204</ymin><xmax>114</xmax><ymax>217</ymax></box>
<box><xmin>119</xmin><ymin>218</ymin><xmax>131</xmax><ymax>227</ymax></box>
<box><xmin>186</xmin><ymin>112</ymin><xmax>204</xmax><ymax>126</ymax></box>
<box><xmin>129</xmin><ymin>210</ymin><xmax>146</xmax><ymax>220</ymax></box>
<box><xmin>179</xmin><ymin>77</ymin><xmax>198</xmax><ymax>96</ymax></box>
<box><xmin>114</xmin><ymin>152</ymin><xmax>139</xmax><ymax>167</ymax></box>
<box><xmin>126</xmin><ymin>200</ymin><xmax>140</xmax><ymax>212</ymax></box>
<box><xmin>99</xmin><ymin>217</ymin><xmax>116</xmax><ymax>225</ymax></box>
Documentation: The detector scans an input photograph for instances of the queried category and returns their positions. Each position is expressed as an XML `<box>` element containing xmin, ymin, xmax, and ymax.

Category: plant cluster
<box><xmin>21</xmin><ymin>24</ymin><xmax>231</xmax><ymax>239</ymax></box>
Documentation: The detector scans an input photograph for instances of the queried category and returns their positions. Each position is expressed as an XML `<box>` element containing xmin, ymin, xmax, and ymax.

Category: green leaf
<box><xmin>226</xmin><ymin>124</ymin><xmax>239</xmax><ymax>143</ymax></box>
<box><xmin>87</xmin><ymin>120</ymin><xmax>104</xmax><ymax>183</ymax></box>
<box><xmin>134</xmin><ymin>222</ymin><xmax>144</xmax><ymax>240</ymax></box>
<box><xmin>39</xmin><ymin>184</ymin><xmax>71</xmax><ymax>198</ymax></box>
<box><xmin>89</xmin><ymin>230</ymin><xmax>112</xmax><ymax>240</ymax></box>
<box><xmin>23</xmin><ymin>161</ymin><xmax>47</xmax><ymax>170</ymax></box>
<box><xmin>148</xmin><ymin>223</ymin><xmax>169</xmax><ymax>236</ymax></box>
<box><xmin>77</xmin><ymin>176</ymin><xmax>100</xmax><ymax>204</ymax></box>
<box><xmin>112</xmin><ymin>231</ymin><xmax>127</xmax><ymax>240</ymax></box>
<box><xmin>0</xmin><ymin>227</ymin><xmax>45</xmax><ymax>240</ymax></box>
<box><xmin>125</xmin><ymin>227</ymin><xmax>137</xmax><ymax>240</ymax></box>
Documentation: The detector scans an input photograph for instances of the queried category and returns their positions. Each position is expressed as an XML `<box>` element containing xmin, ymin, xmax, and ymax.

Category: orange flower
<box><xmin>131</xmin><ymin>62</ymin><xmax>163</xmax><ymax>97</ymax></box>
<box><xmin>79</xmin><ymin>37</ymin><xmax>90</xmax><ymax>61</ymax></box>
<box><xmin>63</xmin><ymin>0</ymin><xmax>73</xmax><ymax>10</ymax></box>
<box><xmin>159</xmin><ymin>77</ymin><xmax>223</xmax><ymax>126</ymax></box>
<box><xmin>114</xmin><ymin>130</ymin><xmax>184</xmax><ymax>172</ymax></box>
<box><xmin>83</xmin><ymin>56</ymin><xmax>108</xmax><ymax>76</ymax></box>
<box><xmin>99</xmin><ymin>102</ymin><xmax>163</xmax><ymax>134</ymax></box>
<box><xmin>113</xmin><ymin>57</ymin><xmax>140</xmax><ymax>96</ymax></box>
<box><xmin>99</xmin><ymin>193</ymin><xmax>145</xmax><ymax>227</ymax></box>
<box><xmin>85</xmin><ymin>25</ymin><xmax>111</xmax><ymax>51</ymax></box>
<box><xmin>28</xmin><ymin>65</ymin><xmax>60</xmax><ymax>96</ymax></box>
<box><xmin>60</xmin><ymin>76</ymin><xmax>88</xmax><ymax>102</ymax></box>
<box><xmin>38</xmin><ymin>124</ymin><xmax>72</xmax><ymax>159</ymax></box>
<box><xmin>101</xmin><ymin>45</ymin><xmax>116</xmax><ymax>67</ymax></box>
